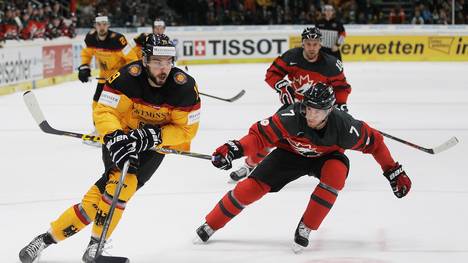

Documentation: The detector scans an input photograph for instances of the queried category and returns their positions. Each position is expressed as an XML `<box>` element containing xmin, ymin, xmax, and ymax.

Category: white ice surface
<box><xmin>1</xmin><ymin>62</ymin><xmax>467</xmax><ymax>263</ymax></box>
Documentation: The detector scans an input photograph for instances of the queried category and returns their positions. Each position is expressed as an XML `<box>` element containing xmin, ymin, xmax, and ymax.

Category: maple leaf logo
<box><xmin>286</xmin><ymin>138</ymin><xmax>322</xmax><ymax>157</ymax></box>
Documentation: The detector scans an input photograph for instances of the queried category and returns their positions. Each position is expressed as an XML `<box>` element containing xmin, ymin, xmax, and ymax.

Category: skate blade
<box><xmin>291</xmin><ymin>242</ymin><xmax>304</xmax><ymax>254</ymax></box>
<box><xmin>192</xmin><ymin>235</ymin><xmax>206</xmax><ymax>245</ymax></box>
<box><xmin>94</xmin><ymin>255</ymin><xmax>130</xmax><ymax>263</ymax></box>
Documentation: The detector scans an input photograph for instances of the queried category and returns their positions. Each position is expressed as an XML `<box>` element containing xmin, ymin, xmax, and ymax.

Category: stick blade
<box><xmin>431</xmin><ymin>136</ymin><xmax>459</xmax><ymax>154</ymax></box>
<box><xmin>227</xmin><ymin>89</ymin><xmax>246</xmax><ymax>102</ymax></box>
<box><xmin>94</xmin><ymin>255</ymin><xmax>130</xmax><ymax>263</ymax></box>
<box><xmin>23</xmin><ymin>90</ymin><xmax>46</xmax><ymax>125</ymax></box>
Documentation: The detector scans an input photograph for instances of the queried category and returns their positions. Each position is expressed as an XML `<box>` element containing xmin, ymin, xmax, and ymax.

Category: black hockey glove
<box><xmin>78</xmin><ymin>64</ymin><xmax>91</xmax><ymax>83</ymax></box>
<box><xmin>383</xmin><ymin>163</ymin><xmax>411</xmax><ymax>198</ymax></box>
<box><xmin>212</xmin><ymin>140</ymin><xmax>244</xmax><ymax>170</ymax></box>
<box><xmin>274</xmin><ymin>79</ymin><xmax>295</xmax><ymax>105</ymax></box>
<box><xmin>104</xmin><ymin>130</ymin><xmax>138</xmax><ymax>173</ymax></box>
<box><xmin>335</xmin><ymin>103</ymin><xmax>349</xmax><ymax>112</ymax></box>
<box><xmin>128</xmin><ymin>124</ymin><xmax>162</xmax><ymax>153</ymax></box>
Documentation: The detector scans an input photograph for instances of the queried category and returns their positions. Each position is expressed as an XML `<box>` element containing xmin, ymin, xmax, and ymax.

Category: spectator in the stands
<box><xmin>1</xmin><ymin>5</ymin><xmax>20</xmax><ymax>40</ymax></box>
<box><xmin>389</xmin><ymin>5</ymin><xmax>406</xmax><ymax>24</ymax></box>
<box><xmin>411</xmin><ymin>8</ymin><xmax>425</xmax><ymax>24</ymax></box>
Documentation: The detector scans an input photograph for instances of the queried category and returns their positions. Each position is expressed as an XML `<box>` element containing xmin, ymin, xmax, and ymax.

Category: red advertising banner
<box><xmin>43</xmin><ymin>44</ymin><xmax>73</xmax><ymax>78</ymax></box>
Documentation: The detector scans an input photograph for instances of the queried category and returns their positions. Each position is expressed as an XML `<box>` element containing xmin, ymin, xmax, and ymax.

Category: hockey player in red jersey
<box><xmin>195</xmin><ymin>83</ymin><xmax>411</xmax><ymax>253</ymax></box>
<box><xmin>230</xmin><ymin>27</ymin><xmax>352</xmax><ymax>181</ymax></box>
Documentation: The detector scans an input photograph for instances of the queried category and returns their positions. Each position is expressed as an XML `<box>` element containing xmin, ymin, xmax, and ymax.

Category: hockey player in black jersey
<box><xmin>315</xmin><ymin>5</ymin><xmax>346</xmax><ymax>60</ymax></box>
<box><xmin>194</xmin><ymin>82</ymin><xmax>411</xmax><ymax>253</ymax></box>
<box><xmin>230</xmin><ymin>27</ymin><xmax>352</xmax><ymax>181</ymax></box>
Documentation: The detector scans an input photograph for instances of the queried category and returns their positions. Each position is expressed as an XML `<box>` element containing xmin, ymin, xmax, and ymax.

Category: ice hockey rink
<box><xmin>1</xmin><ymin>62</ymin><xmax>467</xmax><ymax>263</ymax></box>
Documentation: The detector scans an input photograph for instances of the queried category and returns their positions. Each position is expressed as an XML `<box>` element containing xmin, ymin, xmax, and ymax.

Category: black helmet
<box><xmin>301</xmin><ymin>27</ymin><xmax>322</xmax><ymax>41</ymax></box>
<box><xmin>142</xmin><ymin>33</ymin><xmax>175</xmax><ymax>60</ymax></box>
<box><xmin>302</xmin><ymin>82</ymin><xmax>336</xmax><ymax>110</ymax></box>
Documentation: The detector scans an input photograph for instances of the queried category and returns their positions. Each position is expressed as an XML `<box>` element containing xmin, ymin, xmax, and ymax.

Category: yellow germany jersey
<box><xmin>94</xmin><ymin>61</ymin><xmax>201</xmax><ymax>151</ymax></box>
<box><xmin>81</xmin><ymin>30</ymin><xmax>139</xmax><ymax>83</ymax></box>
<box><xmin>131</xmin><ymin>32</ymin><xmax>148</xmax><ymax>60</ymax></box>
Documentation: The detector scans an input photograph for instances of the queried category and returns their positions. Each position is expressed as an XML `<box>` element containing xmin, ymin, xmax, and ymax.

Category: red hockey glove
<box><xmin>274</xmin><ymin>79</ymin><xmax>295</xmax><ymax>105</ymax></box>
<box><xmin>211</xmin><ymin>140</ymin><xmax>244</xmax><ymax>170</ymax></box>
<box><xmin>383</xmin><ymin>163</ymin><xmax>411</xmax><ymax>198</ymax></box>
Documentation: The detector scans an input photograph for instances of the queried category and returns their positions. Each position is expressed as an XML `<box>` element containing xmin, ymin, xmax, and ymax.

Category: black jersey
<box><xmin>266</xmin><ymin>48</ymin><xmax>351</xmax><ymax>104</ymax></box>
<box><xmin>315</xmin><ymin>18</ymin><xmax>346</xmax><ymax>49</ymax></box>
<box><xmin>94</xmin><ymin>61</ymin><xmax>201</xmax><ymax>150</ymax></box>
<box><xmin>238</xmin><ymin>103</ymin><xmax>395</xmax><ymax>170</ymax></box>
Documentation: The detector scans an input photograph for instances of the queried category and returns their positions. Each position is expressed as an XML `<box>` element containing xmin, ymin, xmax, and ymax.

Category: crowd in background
<box><xmin>1</xmin><ymin>0</ymin><xmax>467</xmax><ymax>43</ymax></box>
<box><xmin>0</xmin><ymin>0</ymin><xmax>76</xmax><ymax>42</ymax></box>
<box><xmin>76</xmin><ymin>0</ymin><xmax>468</xmax><ymax>27</ymax></box>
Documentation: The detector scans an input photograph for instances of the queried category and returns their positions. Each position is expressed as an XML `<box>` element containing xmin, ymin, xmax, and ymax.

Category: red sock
<box><xmin>302</xmin><ymin>159</ymin><xmax>347</xmax><ymax>229</ymax></box>
<box><xmin>206</xmin><ymin>178</ymin><xmax>270</xmax><ymax>230</ymax></box>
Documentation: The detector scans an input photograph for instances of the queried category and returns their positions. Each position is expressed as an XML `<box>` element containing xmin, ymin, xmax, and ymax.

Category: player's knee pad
<box><xmin>320</xmin><ymin>159</ymin><xmax>348</xmax><ymax>191</ymax></box>
<box><xmin>233</xmin><ymin>178</ymin><xmax>270</xmax><ymax>205</ymax></box>
<box><xmin>105</xmin><ymin>171</ymin><xmax>138</xmax><ymax>202</ymax></box>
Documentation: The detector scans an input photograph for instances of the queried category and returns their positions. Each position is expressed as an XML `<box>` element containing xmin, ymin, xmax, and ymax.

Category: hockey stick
<box><xmin>183</xmin><ymin>66</ymin><xmax>246</xmax><ymax>102</ymax></box>
<box><xmin>94</xmin><ymin>75</ymin><xmax>246</xmax><ymax>103</ymax></box>
<box><xmin>23</xmin><ymin>91</ymin><xmax>211</xmax><ymax>160</ymax></box>
<box><xmin>94</xmin><ymin>160</ymin><xmax>130</xmax><ymax>263</ymax></box>
<box><xmin>199</xmin><ymin>89</ymin><xmax>246</xmax><ymax>102</ymax></box>
<box><xmin>378</xmin><ymin>130</ymin><xmax>459</xmax><ymax>154</ymax></box>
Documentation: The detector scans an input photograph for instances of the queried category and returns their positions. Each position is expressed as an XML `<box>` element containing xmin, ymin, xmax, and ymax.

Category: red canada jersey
<box><xmin>265</xmin><ymin>48</ymin><xmax>351</xmax><ymax>104</ymax></box>
<box><xmin>238</xmin><ymin>103</ymin><xmax>396</xmax><ymax>171</ymax></box>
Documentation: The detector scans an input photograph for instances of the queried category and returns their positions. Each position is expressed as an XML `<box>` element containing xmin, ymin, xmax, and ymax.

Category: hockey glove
<box><xmin>383</xmin><ymin>163</ymin><xmax>411</xmax><ymax>198</ymax></box>
<box><xmin>78</xmin><ymin>64</ymin><xmax>91</xmax><ymax>83</ymax></box>
<box><xmin>104</xmin><ymin>130</ymin><xmax>138</xmax><ymax>173</ymax></box>
<box><xmin>212</xmin><ymin>140</ymin><xmax>244</xmax><ymax>170</ymax></box>
<box><xmin>335</xmin><ymin>103</ymin><xmax>349</xmax><ymax>112</ymax></box>
<box><xmin>128</xmin><ymin>124</ymin><xmax>162</xmax><ymax>153</ymax></box>
<box><xmin>274</xmin><ymin>79</ymin><xmax>295</xmax><ymax>105</ymax></box>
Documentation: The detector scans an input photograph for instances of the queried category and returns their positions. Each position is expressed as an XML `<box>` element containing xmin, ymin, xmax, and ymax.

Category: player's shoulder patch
<box><xmin>174</xmin><ymin>71</ymin><xmax>188</xmax><ymax>85</ymax></box>
<box><xmin>128</xmin><ymin>63</ymin><xmax>142</xmax><ymax>76</ymax></box>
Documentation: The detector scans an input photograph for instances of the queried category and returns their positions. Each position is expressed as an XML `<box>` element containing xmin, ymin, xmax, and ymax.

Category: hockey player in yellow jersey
<box><xmin>19</xmin><ymin>34</ymin><xmax>201</xmax><ymax>263</ymax></box>
<box><xmin>132</xmin><ymin>19</ymin><xmax>166</xmax><ymax>60</ymax></box>
<box><xmin>78</xmin><ymin>15</ymin><xmax>139</xmax><ymax>146</ymax></box>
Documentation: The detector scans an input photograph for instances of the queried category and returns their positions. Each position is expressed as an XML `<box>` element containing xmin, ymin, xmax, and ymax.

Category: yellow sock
<box><xmin>49</xmin><ymin>185</ymin><xmax>101</xmax><ymax>241</ymax></box>
<box><xmin>91</xmin><ymin>170</ymin><xmax>138</xmax><ymax>240</ymax></box>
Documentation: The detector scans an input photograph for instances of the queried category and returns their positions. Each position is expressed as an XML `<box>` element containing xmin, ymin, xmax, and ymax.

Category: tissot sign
<box><xmin>179</xmin><ymin>36</ymin><xmax>288</xmax><ymax>59</ymax></box>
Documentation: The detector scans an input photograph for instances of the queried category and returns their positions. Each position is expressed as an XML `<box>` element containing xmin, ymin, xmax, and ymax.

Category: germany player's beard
<box><xmin>154</xmin><ymin>72</ymin><xmax>168</xmax><ymax>86</ymax></box>
<box><xmin>148</xmin><ymin>72</ymin><xmax>168</xmax><ymax>87</ymax></box>
<box><xmin>97</xmin><ymin>29</ymin><xmax>108</xmax><ymax>39</ymax></box>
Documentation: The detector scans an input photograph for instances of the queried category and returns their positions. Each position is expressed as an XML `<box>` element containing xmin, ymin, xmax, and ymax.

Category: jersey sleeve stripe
<box><xmin>351</xmin><ymin>128</ymin><xmax>369</xmax><ymax>151</ymax></box>
<box><xmin>268</xmin><ymin>117</ymin><xmax>284</xmax><ymax>140</ymax></box>
<box><xmin>268</xmin><ymin>70</ymin><xmax>285</xmax><ymax>78</ymax></box>
<box><xmin>103</xmin><ymin>84</ymin><xmax>123</xmax><ymax>94</ymax></box>
<box><xmin>272</xmin><ymin>61</ymin><xmax>288</xmax><ymax>75</ymax></box>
